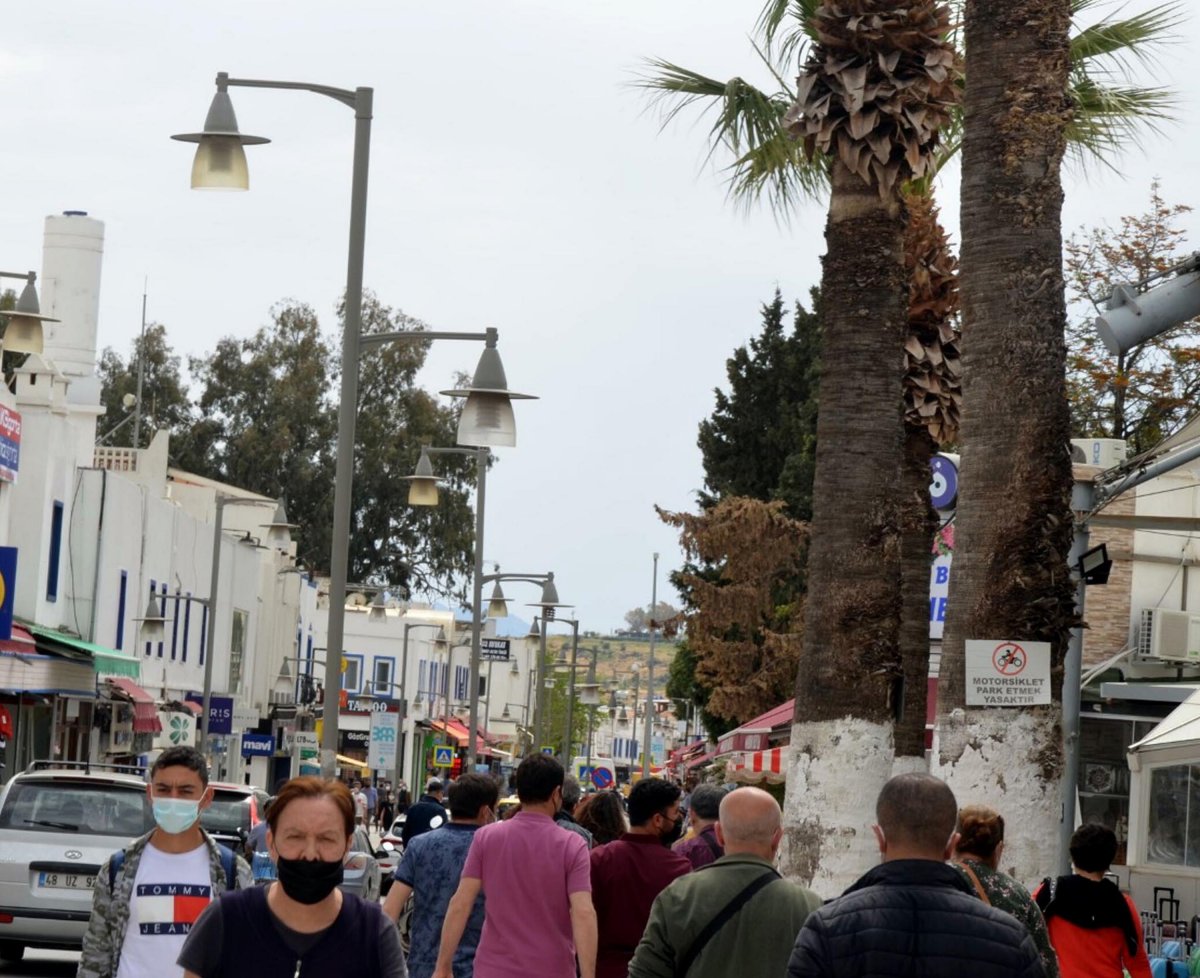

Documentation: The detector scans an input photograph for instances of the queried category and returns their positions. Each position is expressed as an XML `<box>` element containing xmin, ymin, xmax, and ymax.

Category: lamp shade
<box><xmin>486</xmin><ymin>581</ymin><xmax>508</xmax><ymax>619</ymax></box>
<box><xmin>442</xmin><ymin>342</ymin><xmax>535</xmax><ymax>448</ymax></box>
<box><xmin>1</xmin><ymin>274</ymin><xmax>57</xmax><ymax>355</ymax></box>
<box><xmin>433</xmin><ymin>626</ymin><xmax>449</xmax><ymax>652</ymax></box>
<box><xmin>136</xmin><ymin>594</ymin><xmax>168</xmax><ymax>644</ymax></box>
<box><xmin>527</xmin><ymin>573</ymin><xmax>571</xmax><ymax>622</ymax></box>
<box><xmin>368</xmin><ymin>591</ymin><xmax>387</xmax><ymax>621</ymax></box>
<box><xmin>172</xmin><ymin>82</ymin><xmax>269</xmax><ymax>191</ymax></box>
<box><xmin>405</xmin><ymin>451</ymin><xmax>440</xmax><ymax>507</ymax></box>
<box><xmin>261</xmin><ymin>499</ymin><xmax>297</xmax><ymax>548</ymax></box>
<box><xmin>578</xmin><ymin>684</ymin><xmax>600</xmax><ymax>706</ymax></box>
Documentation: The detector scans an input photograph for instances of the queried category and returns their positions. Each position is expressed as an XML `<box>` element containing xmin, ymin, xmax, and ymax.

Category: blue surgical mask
<box><xmin>153</xmin><ymin>798</ymin><xmax>201</xmax><ymax>834</ymax></box>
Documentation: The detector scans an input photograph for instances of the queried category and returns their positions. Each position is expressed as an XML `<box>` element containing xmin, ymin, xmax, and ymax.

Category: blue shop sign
<box><xmin>186</xmin><ymin>692</ymin><xmax>234</xmax><ymax>735</ymax></box>
<box><xmin>241</xmin><ymin>733</ymin><xmax>275</xmax><ymax>757</ymax></box>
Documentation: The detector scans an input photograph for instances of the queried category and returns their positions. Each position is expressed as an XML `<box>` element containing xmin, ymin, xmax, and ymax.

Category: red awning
<box><xmin>177</xmin><ymin>700</ymin><xmax>204</xmax><ymax>716</ymax></box>
<box><xmin>0</xmin><ymin>626</ymin><xmax>36</xmax><ymax>655</ymax></box>
<box><xmin>715</xmin><ymin>698</ymin><xmax>795</xmax><ymax>756</ymax></box>
<box><xmin>107</xmin><ymin>677</ymin><xmax>162</xmax><ymax>734</ymax></box>
<box><xmin>684</xmin><ymin>750</ymin><xmax>716</xmax><ymax>772</ymax></box>
<box><xmin>727</xmin><ymin>746</ymin><xmax>786</xmax><ymax>784</ymax></box>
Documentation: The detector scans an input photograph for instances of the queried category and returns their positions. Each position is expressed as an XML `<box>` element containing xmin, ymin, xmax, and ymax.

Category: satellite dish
<box><xmin>1069</xmin><ymin>443</ymin><xmax>1087</xmax><ymax>463</ymax></box>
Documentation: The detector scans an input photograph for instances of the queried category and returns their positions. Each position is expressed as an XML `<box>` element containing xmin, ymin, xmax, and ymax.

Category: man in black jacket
<box><xmin>402</xmin><ymin>778</ymin><xmax>448</xmax><ymax>847</ymax></box>
<box><xmin>788</xmin><ymin>773</ymin><xmax>1045</xmax><ymax>978</ymax></box>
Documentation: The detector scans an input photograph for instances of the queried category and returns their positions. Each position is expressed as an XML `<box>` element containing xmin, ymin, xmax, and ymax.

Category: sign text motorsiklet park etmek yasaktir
<box><xmin>964</xmin><ymin>640</ymin><xmax>1051</xmax><ymax>707</ymax></box>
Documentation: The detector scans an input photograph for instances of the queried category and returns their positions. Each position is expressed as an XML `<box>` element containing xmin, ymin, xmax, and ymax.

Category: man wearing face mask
<box><xmin>786</xmin><ymin>773</ymin><xmax>1045</xmax><ymax>978</ymax></box>
<box><xmin>78</xmin><ymin>746</ymin><xmax>252</xmax><ymax>978</ymax></box>
<box><xmin>588</xmin><ymin>778</ymin><xmax>691</xmax><ymax>978</ymax></box>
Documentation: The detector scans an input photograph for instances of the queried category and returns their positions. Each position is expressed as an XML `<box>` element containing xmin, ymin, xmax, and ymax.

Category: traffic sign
<box><xmin>433</xmin><ymin>745</ymin><xmax>454</xmax><ymax>768</ymax></box>
<box><xmin>591</xmin><ymin>767</ymin><xmax>614</xmax><ymax>789</ymax></box>
<box><xmin>541</xmin><ymin>745</ymin><xmax>555</xmax><ymax>756</ymax></box>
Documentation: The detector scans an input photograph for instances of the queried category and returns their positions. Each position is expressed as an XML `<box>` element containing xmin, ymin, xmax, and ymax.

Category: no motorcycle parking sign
<box><xmin>964</xmin><ymin>640</ymin><xmax>1051</xmax><ymax>707</ymax></box>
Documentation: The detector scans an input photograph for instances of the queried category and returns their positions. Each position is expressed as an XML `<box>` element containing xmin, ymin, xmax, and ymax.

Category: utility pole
<box><xmin>642</xmin><ymin>552</ymin><xmax>658</xmax><ymax>779</ymax></box>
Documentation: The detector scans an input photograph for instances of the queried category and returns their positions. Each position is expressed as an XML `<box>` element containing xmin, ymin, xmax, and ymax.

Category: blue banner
<box><xmin>186</xmin><ymin>692</ymin><xmax>234</xmax><ymax>735</ymax></box>
<box><xmin>0</xmin><ymin>547</ymin><xmax>16</xmax><ymax>642</ymax></box>
<box><xmin>241</xmin><ymin>733</ymin><xmax>275</xmax><ymax>757</ymax></box>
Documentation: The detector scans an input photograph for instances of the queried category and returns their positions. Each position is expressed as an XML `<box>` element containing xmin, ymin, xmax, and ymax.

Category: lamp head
<box><xmin>500</xmin><ymin>704</ymin><xmax>512</xmax><ymax>720</ymax></box>
<box><xmin>136</xmin><ymin>593</ymin><xmax>168</xmax><ymax>644</ymax></box>
<box><xmin>260</xmin><ymin>498</ymin><xmax>297</xmax><ymax>548</ymax></box>
<box><xmin>441</xmin><ymin>332</ymin><xmax>535</xmax><ymax>448</ymax></box>
<box><xmin>526</xmin><ymin>573</ymin><xmax>570</xmax><ymax>621</ymax></box>
<box><xmin>172</xmin><ymin>73</ymin><xmax>270</xmax><ymax>190</ymax></box>
<box><xmin>486</xmin><ymin>580</ymin><xmax>509</xmax><ymax>619</ymax></box>
<box><xmin>368</xmin><ymin>591</ymin><xmax>387</xmax><ymax>622</ymax></box>
<box><xmin>1</xmin><ymin>273</ymin><xmax>57</xmax><ymax>355</ymax></box>
<box><xmin>433</xmin><ymin>626</ymin><xmax>449</xmax><ymax>653</ymax></box>
<box><xmin>526</xmin><ymin>616</ymin><xmax>541</xmax><ymax>640</ymax></box>
<box><xmin>405</xmin><ymin>449</ymin><xmax>441</xmax><ymax>507</ymax></box>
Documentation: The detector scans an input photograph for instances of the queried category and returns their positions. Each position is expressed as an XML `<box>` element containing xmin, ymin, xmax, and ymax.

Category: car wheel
<box><xmin>0</xmin><ymin>942</ymin><xmax>24</xmax><ymax>962</ymax></box>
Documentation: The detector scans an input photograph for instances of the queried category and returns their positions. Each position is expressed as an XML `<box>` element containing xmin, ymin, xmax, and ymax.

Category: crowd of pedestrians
<box><xmin>75</xmin><ymin>746</ymin><xmax>1156</xmax><ymax>978</ymax></box>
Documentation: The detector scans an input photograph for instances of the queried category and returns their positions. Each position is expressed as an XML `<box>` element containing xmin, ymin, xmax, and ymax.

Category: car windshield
<box><xmin>0</xmin><ymin>781</ymin><xmax>151</xmax><ymax>836</ymax></box>
<box><xmin>200</xmin><ymin>790</ymin><xmax>251</xmax><ymax>837</ymax></box>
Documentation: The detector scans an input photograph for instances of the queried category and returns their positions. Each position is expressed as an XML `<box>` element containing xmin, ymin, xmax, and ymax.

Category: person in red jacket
<box><xmin>1034</xmin><ymin>823</ymin><xmax>1151</xmax><ymax>978</ymax></box>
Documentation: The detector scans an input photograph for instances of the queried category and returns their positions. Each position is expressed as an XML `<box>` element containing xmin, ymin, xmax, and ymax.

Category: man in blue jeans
<box><xmin>383</xmin><ymin>773</ymin><xmax>499</xmax><ymax>978</ymax></box>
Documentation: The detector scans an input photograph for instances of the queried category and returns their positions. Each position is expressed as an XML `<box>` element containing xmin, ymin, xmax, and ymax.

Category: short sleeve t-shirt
<box><xmin>462</xmin><ymin>810</ymin><xmax>590</xmax><ymax>978</ymax></box>
<box><xmin>396</xmin><ymin>824</ymin><xmax>484</xmax><ymax>978</ymax></box>
<box><xmin>116</xmin><ymin>842</ymin><xmax>214</xmax><ymax>978</ymax></box>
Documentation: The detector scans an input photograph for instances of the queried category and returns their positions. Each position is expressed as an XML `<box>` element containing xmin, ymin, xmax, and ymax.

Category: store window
<box><xmin>1147</xmin><ymin>764</ymin><xmax>1200</xmax><ymax>867</ymax></box>
<box><xmin>1078</xmin><ymin>716</ymin><xmax>1159</xmax><ymax>865</ymax></box>
<box><xmin>373</xmin><ymin>658</ymin><xmax>394</xmax><ymax>697</ymax></box>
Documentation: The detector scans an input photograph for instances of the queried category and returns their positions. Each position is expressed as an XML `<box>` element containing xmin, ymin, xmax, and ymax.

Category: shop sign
<box><xmin>0</xmin><ymin>547</ymin><xmax>15</xmax><ymax>642</ymax></box>
<box><xmin>186</xmin><ymin>693</ymin><xmax>234</xmax><ymax>735</ymax></box>
<box><xmin>369</xmin><ymin>712</ymin><xmax>398</xmax><ymax>769</ymax></box>
<box><xmin>0</xmin><ymin>406</ymin><xmax>20</xmax><ymax>483</ymax></box>
<box><xmin>481</xmin><ymin>638</ymin><xmax>510</xmax><ymax>662</ymax></box>
<box><xmin>241</xmin><ymin>732</ymin><xmax>275</xmax><ymax>756</ymax></box>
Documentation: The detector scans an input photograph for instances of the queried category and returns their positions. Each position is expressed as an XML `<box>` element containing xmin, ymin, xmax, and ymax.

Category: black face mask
<box><xmin>276</xmin><ymin>856</ymin><xmax>344</xmax><ymax>905</ymax></box>
<box><xmin>661</xmin><ymin>814</ymin><xmax>685</xmax><ymax>847</ymax></box>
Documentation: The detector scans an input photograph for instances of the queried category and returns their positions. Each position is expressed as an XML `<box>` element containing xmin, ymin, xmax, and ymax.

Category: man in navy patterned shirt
<box><xmin>383</xmin><ymin>773</ymin><xmax>499</xmax><ymax>978</ymax></box>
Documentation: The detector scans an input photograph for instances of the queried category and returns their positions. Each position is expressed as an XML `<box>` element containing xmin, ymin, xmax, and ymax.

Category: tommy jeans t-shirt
<box><xmin>116</xmin><ymin>842</ymin><xmax>214</xmax><ymax>978</ymax></box>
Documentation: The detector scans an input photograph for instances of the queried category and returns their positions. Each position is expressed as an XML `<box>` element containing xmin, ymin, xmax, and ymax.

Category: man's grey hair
<box><xmin>562</xmin><ymin>775</ymin><xmax>583</xmax><ymax>810</ymax></box>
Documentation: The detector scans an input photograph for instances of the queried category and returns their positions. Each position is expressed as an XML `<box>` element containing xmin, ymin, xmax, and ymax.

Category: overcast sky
<box><xmin>3</xmin><ymin>1</ymin><xmax>1196</xmax><ymax>631</ymax></box>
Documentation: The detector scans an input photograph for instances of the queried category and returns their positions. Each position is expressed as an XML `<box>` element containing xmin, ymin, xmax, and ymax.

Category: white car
<box><xmin>0</xmin><ymin>761</ymin><xmax>153</xmax><ymax>961</ymax></box>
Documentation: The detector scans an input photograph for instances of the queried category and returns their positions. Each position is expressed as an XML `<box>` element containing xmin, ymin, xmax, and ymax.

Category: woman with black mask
<box><xmin>179</xmin><ymin>776</ymin><xmax>405</xmax><ymax>978</ymax></box>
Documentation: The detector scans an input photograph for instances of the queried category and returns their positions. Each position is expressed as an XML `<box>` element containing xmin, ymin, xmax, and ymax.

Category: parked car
<box><xmin>341</xmin><ymin>826</ymin><xmax>381</xmax><ymax>903</ymax></box>
<box><xmin>199</xmin><ymin>781</ymin><xmax>270</xmax><ymax>852</ymax></box>
<box><xmin>0</xmin><ymin>761</ymin><xmax>154</xmax><ymax>960</ymax></box>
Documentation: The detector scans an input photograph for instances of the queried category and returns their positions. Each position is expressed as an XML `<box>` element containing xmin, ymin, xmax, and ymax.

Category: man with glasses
<box><xmin>589</xmin><ymin>778</ymin><xmax>692</xmax><ymax>978</ymax></box>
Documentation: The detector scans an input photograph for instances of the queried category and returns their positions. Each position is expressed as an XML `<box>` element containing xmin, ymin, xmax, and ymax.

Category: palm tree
<box><xmin>640</xmin><ymin>0</ymin><xmax>1179</xmax><ymax>889</ymax></box>
<box><xmin>767</xmin><ymin>0</ymin><xmax>959</xmax><ymax>891</ymax></box>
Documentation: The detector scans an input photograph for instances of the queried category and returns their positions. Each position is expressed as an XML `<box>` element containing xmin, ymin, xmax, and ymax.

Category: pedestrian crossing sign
<box><xmin>433</xmin><ymin>745</ymin><xmax>454</xmax><ymax>768</ymax></box>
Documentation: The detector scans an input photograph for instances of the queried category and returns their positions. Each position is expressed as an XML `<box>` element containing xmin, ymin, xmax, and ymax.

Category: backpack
<box><xmin>108</xmin><ymin>842</ymin><xmax>237</xmax><ymax>892</ymax></box>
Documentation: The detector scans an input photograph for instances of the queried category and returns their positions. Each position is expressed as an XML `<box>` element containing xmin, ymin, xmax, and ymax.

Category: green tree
<box><xmin>698</xmin><ymin>289</ymin><xmax>821</xmax><ymax>520</ymax></box>
<box><xmin>96</xmin><ymin>324</ymin><xmax>192</xmax><ymax>448</ymax></box>
<box><xmin>1065</xmin><ymin>181</ymin><xmax>1200</xmax><ymax>453</ymax></box>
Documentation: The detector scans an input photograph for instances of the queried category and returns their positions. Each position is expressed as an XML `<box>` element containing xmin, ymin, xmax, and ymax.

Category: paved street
<box><xmin>0</xmin><ymin>949</ymin><xmax>78</xmax><ymax>977</ymax></box>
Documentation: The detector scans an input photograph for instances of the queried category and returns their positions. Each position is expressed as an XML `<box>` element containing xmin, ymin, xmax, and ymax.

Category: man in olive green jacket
<box><xmin>629</xmin><ymin>786</ymin><xmax>820</xmax><ymax>978</ymax></box>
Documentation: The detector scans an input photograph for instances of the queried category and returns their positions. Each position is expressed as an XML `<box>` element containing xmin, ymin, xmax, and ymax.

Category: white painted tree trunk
<box><xmin>891</xmin><ymin>753</ymin><xmax>929</xmax><ymax>777</ymax></box>
<box><xmin>933</xmin><ymin>707</ymin><xmax>1062</xmax><ymax>886</ymax></box>
<box><xmin>781</xmin><ymin>716</ymin><xmax>894</xmax><ymax>898</ymax></box>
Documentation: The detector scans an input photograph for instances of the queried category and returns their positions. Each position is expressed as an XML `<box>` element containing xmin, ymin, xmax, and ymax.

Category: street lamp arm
<box><xmin>219</xmin><ymin>72</ymin><xmax>361</xmax><ymax>111</ymax></box>
<box><xmin>361</xmin><ymin>327</ymin><xmax>497</xmax><ymax>349</ymax></box>
<box><xmin>480</xmin><ymin>572</ymin><xmax>551</xmax><ymax>586</ymax></box>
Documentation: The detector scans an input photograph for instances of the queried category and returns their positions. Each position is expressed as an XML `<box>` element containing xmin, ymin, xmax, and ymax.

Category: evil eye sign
<box><xmin>929</xmin><ymin>454</ymin><xmax>959</xmax><ymax>511</ymax></box>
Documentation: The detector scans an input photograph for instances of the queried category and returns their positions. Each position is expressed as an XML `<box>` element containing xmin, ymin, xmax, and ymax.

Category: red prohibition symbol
<box><xmin>992</xmin><ymin>643</ymin><xmax>1027</xmax><ymax>676</ymax></box>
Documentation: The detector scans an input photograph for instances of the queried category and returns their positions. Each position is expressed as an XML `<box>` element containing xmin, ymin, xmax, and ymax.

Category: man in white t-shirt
<box><xmin>352</xmin><ymin>779</ymin><xmax>370</xmax><ymax>826</ymax></box>
<box><xmin>77</xmin><ymin>746</ymin><xmax>252</xmax><ymax>978</ymax></box>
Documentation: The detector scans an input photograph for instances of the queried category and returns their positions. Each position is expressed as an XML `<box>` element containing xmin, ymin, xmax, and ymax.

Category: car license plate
<box><xmin>36</xmin><ymin>872</ymin><xmax>95</xmax><ymax>890</ymax></box>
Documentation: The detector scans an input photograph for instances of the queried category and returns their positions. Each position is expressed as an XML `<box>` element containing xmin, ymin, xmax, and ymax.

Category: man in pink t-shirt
<box><xmin>434</xmin><ymin>755</ymin><xmax>596</xmax><ymax>978</ymax></box>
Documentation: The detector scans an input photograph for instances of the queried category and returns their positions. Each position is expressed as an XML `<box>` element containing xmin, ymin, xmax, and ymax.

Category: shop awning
<box><xmin>0</xmin><ymin>626</ymin><xmax>95</xmax><ymax>697</ymax></box>
<box><xmin>1129</xmin><ymin>689</ymin><xmax>1200</xmax><ymax>769</ymax></box>
<box><xmin>727</xmin><ymin>746</ymin><xmax>787</xmax><ymax>784</ymax></box>
<box><xmin>26</xmin><ymin>625</ymin><xmax>141</xmax><ymax>677</ymax></box>
<box><xmin>431</xmin><ymin>718</ymin><xmax>494</xmax><ymax>754</ymax></box>
<box><xmin>715</xmin><ymin>699</ymin><xmax>794</xmax><ymax>756</ymax></box>
<box><xmin>685</xmin><ymin>750</ymin><xmax>716</xmax><ymax>772</ymax></box>
<box><xmin>176</xmin><ymin>700</ymin><xmax>204</xmax><ymax>716</ymax></box>
<box><xmin>106</xmin><ymin>677</ymin><xmax>162</xmax><ymax>734</ymax></box>
<box><xmin>336</xmin><ymin>754</ymin><xmax>370</xmax><ymax>773</ymax></box>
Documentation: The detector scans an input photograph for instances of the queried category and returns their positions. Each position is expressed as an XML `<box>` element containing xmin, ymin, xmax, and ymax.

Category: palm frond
<box><xmin>1070</xmin><ymin>3</ymin><xmax>1184</xmax><ymax>75</ymax></box>
<box><xmin>636</xmin><ymin>58</ymin><xmax>826</xmax><ymax>216</ymax></box>
<box><xmin>1066</xmin><ymin>76</ymin><xmax>1178</xmax><ymax>169</ymax></box>
<box><xmin>755</xmin><ymin>0</ymin><xmax>819</xmax><ymax>66</ymax></box>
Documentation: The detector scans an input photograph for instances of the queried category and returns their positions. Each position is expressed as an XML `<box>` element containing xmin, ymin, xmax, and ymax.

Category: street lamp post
<box><xmin>398</xmin><ymin>620</ymin><xmax>448</xmax><ymax>796</ymax></box>
<box><xmin>642</xmin><ymin>553</ymin><xmax>659</xmax><ymax>779</ymax></box>
<box><xmin>175</xmin><ymin>72</ymin><xmax>532</xmax><ymax>778</ymax></box>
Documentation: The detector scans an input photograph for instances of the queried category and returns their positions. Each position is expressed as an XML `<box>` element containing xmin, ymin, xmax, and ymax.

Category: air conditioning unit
<box><xmin>1138</xmin><ymin>607</ymin><xmax>1200</xmax><ymax>663</ymax></box>
<box><xmin>1071</xmin><ymin>438</ymin><xmax>1128</xmax><ymax>469</ymax></box>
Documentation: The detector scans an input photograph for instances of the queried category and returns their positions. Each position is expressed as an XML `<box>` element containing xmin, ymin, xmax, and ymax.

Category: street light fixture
<box><xmin>0</xmin><ymin>270</ymin><xmax>58</xmax><ymax>355</ymax></box>
<box><xmin>176</xmin><ymin>72</ymin><xmax>533</xmax><ymax>777</ymax></box>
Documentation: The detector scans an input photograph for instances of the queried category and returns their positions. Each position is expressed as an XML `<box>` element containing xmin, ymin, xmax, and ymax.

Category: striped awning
<box><xmin>107</xmin><ymin>677</ymin><xmax>163</xmax><ymax>734</ymax></box>
<box><xmin>727</xmin><ymin>746</ymin><xmax>786</xmax><ymax>785</ymax></box>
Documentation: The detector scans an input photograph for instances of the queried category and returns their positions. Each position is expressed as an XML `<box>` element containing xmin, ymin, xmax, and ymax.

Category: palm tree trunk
<box><xmin>935</xmin><ymin>0</ymin><xmax>1075</xmax><ymax>882</ymax></box>
<box><xmin>894</xmin><ymin>422</ymin><xmax>937</xmax><ymax>765</ymax></box>
<box><xmin>782</xmin><ymin>160</ymin><xmax>907</xmax><ymax>893</ymax></box>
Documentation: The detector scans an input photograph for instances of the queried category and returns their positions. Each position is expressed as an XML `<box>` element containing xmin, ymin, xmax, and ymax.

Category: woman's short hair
<box><xmin>267</xmin><ymin>776</ymin><xmax>355</xmax><ymax>837</ymax></box>
<box><xmin>956</xmin><ymin>805</ymin><xmax>1005</xmax><ymax>859</ymax></box>
<box><xmin>577</xmin><ymin>790</ymin><xmax>627</xmax><ymax>845</ymax></box>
